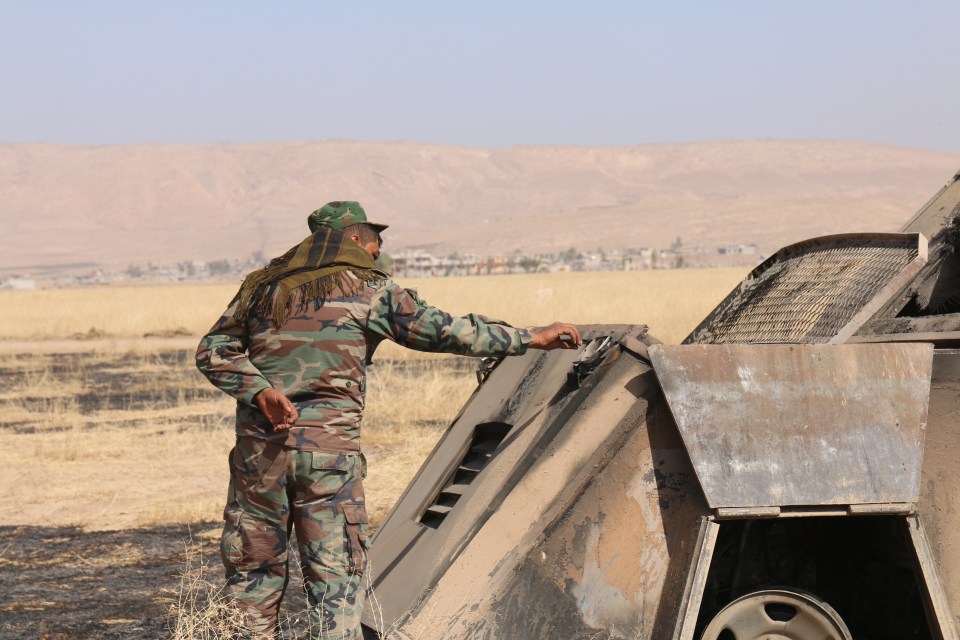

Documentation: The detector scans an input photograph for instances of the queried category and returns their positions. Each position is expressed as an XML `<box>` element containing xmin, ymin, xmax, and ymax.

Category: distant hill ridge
<box><xmin>1</xmin><ymin>139</ymin><xmax>958</xmax><ymax>270</ymax></box>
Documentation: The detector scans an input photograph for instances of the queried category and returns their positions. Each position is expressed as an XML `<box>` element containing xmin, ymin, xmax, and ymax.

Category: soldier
<box><xmin>196</xmin><ymin>201</ymin><xmax>581</xmax><ymax>639</ymax></box>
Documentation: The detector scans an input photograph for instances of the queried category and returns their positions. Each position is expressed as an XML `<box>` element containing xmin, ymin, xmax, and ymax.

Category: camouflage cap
<box><xmin>307</xmin><ymin>201</ymin><xmax>389</xmax><ymax>233</ymax></box>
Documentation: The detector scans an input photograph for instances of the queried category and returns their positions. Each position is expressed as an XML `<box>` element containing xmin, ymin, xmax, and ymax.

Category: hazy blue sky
<box><xmin>2</xmin><ymin>1</ymin><xmax>958</xmax><ymax>151</ymax></box>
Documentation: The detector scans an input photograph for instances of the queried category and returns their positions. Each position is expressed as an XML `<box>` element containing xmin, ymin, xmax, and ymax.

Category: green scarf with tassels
<box><xmin>234</xmin><ymin>227</ymin><xmax>388</xmax><ymax>327</ymax></box>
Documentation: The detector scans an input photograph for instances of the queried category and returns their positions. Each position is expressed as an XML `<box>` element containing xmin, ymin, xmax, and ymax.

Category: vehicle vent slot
<box><xmin>419</xmin><ymin>421</ymin><xmax>512</xmax><ymax>529</ymax></box>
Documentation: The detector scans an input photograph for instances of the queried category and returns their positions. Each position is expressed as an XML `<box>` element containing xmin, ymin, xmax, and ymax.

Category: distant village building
<box><xmin>718</xmin><ymin>244</ymin><xmax>758</xmax><ymax>256</ymax></box>
<box><xmin>393</xmin><ymin>250</ymin><xmax>445</xmax><ymax>277</ymax></box>
<box><xmin>10</xmin><ymin>241</ymin><xmax>765</xmax><ymax>289</ymax></box>
<box><xmin>1</xmin><ymin>277</ymin><xmax>37</xmax><ymax>290</ymax></box>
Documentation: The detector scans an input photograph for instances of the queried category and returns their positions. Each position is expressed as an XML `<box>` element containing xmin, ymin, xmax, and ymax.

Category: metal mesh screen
<box><xmin>686</xmin><ymin>237</ymin><xmax>920</xmax><ymax>344</ymax></box>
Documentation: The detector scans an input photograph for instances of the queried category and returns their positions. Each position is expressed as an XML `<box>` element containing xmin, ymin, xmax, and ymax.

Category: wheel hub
<box><xmin>700</xmin><ymin>588</ymin><xmax>852</xmax><ymax>640</ymax></box>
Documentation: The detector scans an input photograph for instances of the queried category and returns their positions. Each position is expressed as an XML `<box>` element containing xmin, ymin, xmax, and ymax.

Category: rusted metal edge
<box><xmin>713</xmin><ymin>504</ymin><xmax>916</xmax><ymax>519</ymax></box>
<box><xmin>672</xmin><ymin>517</ymin><xmax>721</xmax><ymax>640</ymax></box>
<box><xmin>848</xmin><ymin>502</ymin><xmax>915</xmax><ymax>515</ymax></box>
<box><xmin>715</xmin><ymin>506</ymin><xmax>781</xmax><ymax>519</ymax></box>
<box><xmin>830</xmin><ymin>233</ymin><xmax>928</xmax><ymax>344</ymax></box>
<box><xmin>714</xmin><ymin>502</ymin><xmax>917</xmax><ymax>520</ymax></box>
<box><xmin>906</xmin><ymin>515</ymin><xmax>960</xmax><ymax>640</ymax></box>
<box><xmin>848</xmin><ymin>331</ymin><xmax>960</xmax><ymax>344</ymax></box>
<box><xmin>899</xmin><ymin>169</ymin><xmax>960</xmax><ymax>234</ymax></box>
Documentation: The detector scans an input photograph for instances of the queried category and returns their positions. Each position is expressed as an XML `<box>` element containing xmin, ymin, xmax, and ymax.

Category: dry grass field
<box><xmin>0</xmin><ymin>269</ymin><xmax>745</xmax><ymax>530</ymax></box>
<box><xmin>0</xmin><ymin>268</ymin><xmax>744</xmax><ymax>344</ymax></box>
<box><xmin>0</xmin><ymin>268</ymin><xmax>745</xmax><ymax>638</ymax></box>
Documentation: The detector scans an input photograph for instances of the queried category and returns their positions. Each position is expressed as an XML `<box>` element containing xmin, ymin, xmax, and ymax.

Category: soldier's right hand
<box><xmin>254</xmin><ymin>388</ymin><xmax>299</xmax><ymax>431</ymax></box>
<box><xmin>529</xmin><ymin>322</ymin><xmax>582</xmax><ymax>350</ymax></box>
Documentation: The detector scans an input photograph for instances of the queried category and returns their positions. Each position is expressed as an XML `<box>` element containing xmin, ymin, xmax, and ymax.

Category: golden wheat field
<box><xmin>0</xmin><ymin>268</ymin><xmax>746</xmax><ymax>533</ymax></box>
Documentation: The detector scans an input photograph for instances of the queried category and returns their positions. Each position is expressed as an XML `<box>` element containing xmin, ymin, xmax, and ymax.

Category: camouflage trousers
<box><xmin>221</xmin><ymin>436</ymin><xmax>369</xmax><ymax>639</ymax></box>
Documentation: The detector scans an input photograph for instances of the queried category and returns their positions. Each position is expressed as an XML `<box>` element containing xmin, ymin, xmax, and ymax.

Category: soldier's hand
<box><xmin>255</xmin><ymin>388</ymin><xmax>299</xmax><ymax>431</ymax></box>
<box><xmin>529</xmin><ymin>322</ymin><xmax>582</xmax><ymax>350</ymax></box>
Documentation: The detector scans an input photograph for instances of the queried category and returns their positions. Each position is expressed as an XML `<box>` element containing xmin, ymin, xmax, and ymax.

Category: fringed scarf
<box><xmin>234</xmin><ymin>227</ymin><xmax>387</xmax><ymax>327</ymax></box>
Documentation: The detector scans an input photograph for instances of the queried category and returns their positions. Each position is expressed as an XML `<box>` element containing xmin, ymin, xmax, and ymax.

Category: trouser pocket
<box><xmin>221</xmin><ymin>448</ymin><xmax>244</xmax><ymax>574</ymax></box>
<box><xmin>340</xmin><ymin>503</ymin><xmax>369</xmax><ymax>575</ymax></box>
<box><xmin>221</xmin><ymin>504</ymin><xmax>244</xmax><ymax>574</ymax></box>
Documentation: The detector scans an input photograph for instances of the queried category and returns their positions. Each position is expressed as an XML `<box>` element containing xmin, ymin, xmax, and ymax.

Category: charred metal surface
<box><xmin>449</xmin><ymin>364</ymin><xmax>707</xmax><ymax>640</ymax></box>
<box><xmin>901</xmin><ymin>170</ymin><xmax>960</xmax><ymax>248</ymax></box>
<box><xmin>856</xmin><ymin>172</ymin><xmax>960</xmax><ymax>344</ymax></box>
<box><xmin>363</xmin><ymin>325</ymin><xmax>660</xmax><ymax>635</ymax></box>
<box><xmin>649</xmin><ymin>343</ymin><xmax>933</xmax><ymax>509</ymax></box>
<box><xmin>684</xmin><ymin>233</ymin><xmax>926</xmax><ymax>345</ymax></box>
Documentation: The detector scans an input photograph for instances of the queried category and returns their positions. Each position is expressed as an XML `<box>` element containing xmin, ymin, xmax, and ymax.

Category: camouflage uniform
<box><xmin>197</xmin><ymin>269</ymin><xmax>532</xmax><ymax>638</ymax></box>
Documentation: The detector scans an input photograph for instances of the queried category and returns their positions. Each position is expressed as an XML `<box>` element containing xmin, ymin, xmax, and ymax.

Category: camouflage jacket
<box><xmin>196</xmin><ymin>273</ymin><xmax>532</xmax><ymax>452</ymax></box>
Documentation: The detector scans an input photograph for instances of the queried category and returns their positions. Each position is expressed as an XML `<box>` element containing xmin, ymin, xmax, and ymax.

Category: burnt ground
<box><xmin>2</xmin><ymin>350</ymin><xmax>223</xmax><ymax>430</ymax></box>
<box><xmin>0</xmin><ymin>523</ymin><xmax>318</xmax><ymax>639</ymax></box>
<box><xmin>1</xmin><ymin>349</ymin><xmax>474</xmax><ymax>432</ymax></box>
<box><xmin>0</xmin><ymin>523</ymin><xmax>203</xmax><ymax>639</ymax></box>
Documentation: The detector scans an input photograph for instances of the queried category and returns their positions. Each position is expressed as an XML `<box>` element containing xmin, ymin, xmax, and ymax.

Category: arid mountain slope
<box><xmin>1</xmin><ymin>140</ymin><xmax>957</xmax><ymax>270</ymax></box>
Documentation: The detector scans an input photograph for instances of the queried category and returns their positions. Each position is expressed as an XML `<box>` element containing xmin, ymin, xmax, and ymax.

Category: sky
<box><xmin>2</xmin><ymin>1</ymin><xmax>959</xmax><ymax>152</ymax></box>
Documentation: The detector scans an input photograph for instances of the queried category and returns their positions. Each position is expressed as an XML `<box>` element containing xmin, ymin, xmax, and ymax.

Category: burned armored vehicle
<box><xmin>362</xmin><ymin>170</ymin><xmax>960</xmax><ymax>640</ymax></box>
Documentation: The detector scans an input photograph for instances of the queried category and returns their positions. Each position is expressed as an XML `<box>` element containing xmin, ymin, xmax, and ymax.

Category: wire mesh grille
<box><xmin>686</xmin><ymin>238</ymin><xmax>919</xmax><ymax>344</ymax></box>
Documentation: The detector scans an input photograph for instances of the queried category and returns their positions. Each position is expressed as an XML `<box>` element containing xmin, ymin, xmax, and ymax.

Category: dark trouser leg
<box><xmin>221</xmin><ymin>437</ymin><xmax>292</xmax><ymax>638</ymax></box>
<box><xmin>290</xmin><ymin>451</ymin><xmax>369</xmax><ymax>640</ymax></box>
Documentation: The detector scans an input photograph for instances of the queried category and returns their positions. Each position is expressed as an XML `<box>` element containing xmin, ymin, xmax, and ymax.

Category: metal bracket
<box><xmin>475</xmin><ymin>357</ymin><xmax>502</xmax><ymax>385</ymax></box>
<box><xmin>567</xmin><ymin>335</ymin><xmax>615</xmax><ymax>388</ymax></box>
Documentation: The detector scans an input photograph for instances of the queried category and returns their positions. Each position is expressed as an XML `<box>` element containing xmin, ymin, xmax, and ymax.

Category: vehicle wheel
<box><xmin>700</xmin><ymin>588</ymin><xmax>852</xmax><ymax>640</ymax></box>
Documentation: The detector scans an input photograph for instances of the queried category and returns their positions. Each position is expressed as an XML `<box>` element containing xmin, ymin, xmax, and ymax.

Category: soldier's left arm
<box><xmin>195</xmin><ymin>300</ymin><xmax>273</xmax><ymax>405</ymax></box>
